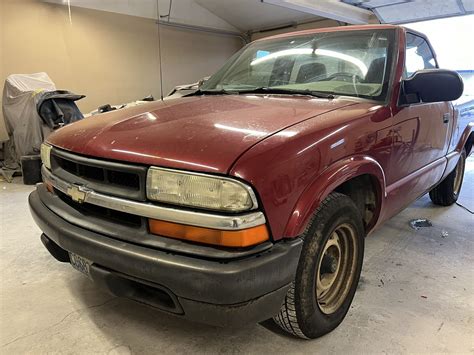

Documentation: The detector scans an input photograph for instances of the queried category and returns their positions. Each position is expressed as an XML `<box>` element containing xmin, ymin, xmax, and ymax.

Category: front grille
<box><xmin>108</xmin><ymin>170</ymin><xmax>140</xmax><ymax>189</ymax></box>
<box><xmin>50</xmin><ymin>148</ymin><xmax>147</xmax><ymax>201</ymax></box>
<box><xmin>55</xmin><ymin>155</ymin><xmax>140</xmax><ymax>190</ymax></box>
<box><xmin>56</xmin><ymin>156</ymin><xmax>106</xmax><ymax>182</ymax></box>
<box><xmin>56</xmin><ymin>189</ymin><xmax>143</xmax><ymax>228</ymax></box>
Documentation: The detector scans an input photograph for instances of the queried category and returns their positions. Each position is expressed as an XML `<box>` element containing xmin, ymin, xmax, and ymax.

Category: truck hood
<box><xmin>47</xmin><ymin>95</ymin><xmax>355</xmax><ymax>173</ymax></box>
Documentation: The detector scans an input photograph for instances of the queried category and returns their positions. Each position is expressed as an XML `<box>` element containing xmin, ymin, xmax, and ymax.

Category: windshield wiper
<box><xmin>231</xmin><ymin>87</ymin><xmax>335</xmax><ymax>99</ymax></box>
<box><xmin>186</xmin><ymin>87</ymin><xmax>335</xmax><ymax>99</ymax></box>
<box><xmin>185</xmin><ymin>89</ymin><xmax>235</xmax><ymax>96</ymax></box>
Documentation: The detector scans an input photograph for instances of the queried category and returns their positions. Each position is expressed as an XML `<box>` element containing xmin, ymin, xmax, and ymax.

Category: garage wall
<box><xmin>0</xmin><ymin>0</ymin><xmax>159</xmax><ymax>141</ymax></box>
<box><xmin>0</xmin><ymin>0</ymin><xmax>243</xmax><ymax>142</ymax></box>
<box><xmin>0</xmin><ymin>1</ymin><xmax>5</xmax><ymax>142</ymax></box>
<box><xmin>160</xmin><ymin>26</ymin><xmax>243</xmax><ymax>95</ymax></box>
<box><xmin>250</xmin><ymin>19</ymin><xmax>340</xmax><ymax>40</ymax></box>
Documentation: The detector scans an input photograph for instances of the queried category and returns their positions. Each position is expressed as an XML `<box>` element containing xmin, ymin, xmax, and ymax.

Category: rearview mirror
<box><xmin>400</xmin><ymin>69</ymin><xmax>463</xmax><ymax>105</ymax></box>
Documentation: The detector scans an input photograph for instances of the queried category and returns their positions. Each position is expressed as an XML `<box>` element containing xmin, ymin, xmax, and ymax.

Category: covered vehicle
<box><xmin>1</xmin><ymin>72</ymin><xmax>84</xmax><ymax>177</ymax></box>
<box><xmin>2</xmin><ymin>73</ymin><xmax>56</xmax><ymax>171</ymax></box>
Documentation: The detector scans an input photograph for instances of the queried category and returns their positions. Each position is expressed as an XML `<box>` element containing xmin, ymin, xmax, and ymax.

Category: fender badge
<box><xmin>67</xmin><ymin>185</ymin><xmax>88</xmax><ymax>203</ymax></box>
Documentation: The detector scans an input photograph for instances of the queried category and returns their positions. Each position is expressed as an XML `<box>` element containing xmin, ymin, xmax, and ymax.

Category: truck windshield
<box><xmin>201</xmin><ymin>29</ymin><xmax>395</xmax><ymax>101</ymax></box>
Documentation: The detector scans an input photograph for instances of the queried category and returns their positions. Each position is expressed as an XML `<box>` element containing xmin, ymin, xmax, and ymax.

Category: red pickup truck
<box><xmin>30</xmin><ymin>25</ymin><xmax>472</xmax><ymax>339</ymax></box>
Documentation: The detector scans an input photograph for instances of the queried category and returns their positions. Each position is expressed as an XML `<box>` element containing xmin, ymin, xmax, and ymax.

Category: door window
<box><xmin>404</xmin><ymin>33</ymin><xmax>437</xmax><ymax>77</ymax></box>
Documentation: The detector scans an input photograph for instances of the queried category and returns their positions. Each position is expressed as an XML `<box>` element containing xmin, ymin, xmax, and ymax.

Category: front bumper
<box><xmin>29</xmin><ymin>188</ymin><xmax>302</xmax><ymax>327</ymax></box>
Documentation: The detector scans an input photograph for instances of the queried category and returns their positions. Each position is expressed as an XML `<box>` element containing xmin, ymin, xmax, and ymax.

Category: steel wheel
<box><xmin>316</xmin><ymin>223</ymin><xmax>358</xmax><ymax>314</ymax></box>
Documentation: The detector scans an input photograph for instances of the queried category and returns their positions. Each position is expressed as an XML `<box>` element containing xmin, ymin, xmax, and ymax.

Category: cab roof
<box><xmin>256</xmin><ymin>24</ymin><xmax>402</xmax><ymax>42</ymax></box>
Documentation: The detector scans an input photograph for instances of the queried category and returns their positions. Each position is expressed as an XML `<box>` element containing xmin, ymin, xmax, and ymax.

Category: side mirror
<box><xmin>401</xmin><ymin>69</ymin><xmax>463</xmax><ymax>105</ymax></box>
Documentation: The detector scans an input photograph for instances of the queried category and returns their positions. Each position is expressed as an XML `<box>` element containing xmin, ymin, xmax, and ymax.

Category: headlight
<box><xmin>40</xmin><ymin>143</ymin><xmax>52</xmax><ymax>170</ymax></box>
<box><xmin>146</xmin><ymin>167</ymin><xmax>257</xmax><ymax>212</ymax></box>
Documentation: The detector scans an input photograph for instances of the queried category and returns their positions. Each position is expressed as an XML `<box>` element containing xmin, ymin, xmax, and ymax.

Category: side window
<box><xmin>404</xmin><ymin>33</ymin><xmax>437</xmax><ymax>78</ymax></box>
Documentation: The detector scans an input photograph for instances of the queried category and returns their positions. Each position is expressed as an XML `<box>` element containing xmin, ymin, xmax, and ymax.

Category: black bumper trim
<box><xmin>177</xmin><ymin>284</ymin><xmax>290</xmax><ymax>327</ymax></box>
<box><xmin>89</xmin><ymin>263</ymin><xmax>184</xmax><ymax>315</ymax></box>
<box><xmin>29</xmin><ymin>190</ymin><xmax>302</xmax><ymax>306</ymax></box>
<box><xmin>41</xmin><ymin>233</ymin><xmax>70</xmax><ymax>262</ymax></box>
<box><xmin>88</xmin><ymin>261</ymin><xmax>290</xmax><ymax>326</ymax></box>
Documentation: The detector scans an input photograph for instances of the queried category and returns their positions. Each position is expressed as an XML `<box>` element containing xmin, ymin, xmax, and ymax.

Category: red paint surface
<box><xmin>48</xmin><ymin>96</ymin><xmax>354</xmax><ymax>173</ymax></box>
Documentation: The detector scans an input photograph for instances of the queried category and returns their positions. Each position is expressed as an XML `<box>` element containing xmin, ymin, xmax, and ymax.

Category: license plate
<box><xmin>69</xmin><ymin>252</ymin><xmax>91</xmax><ymax>278</ymax></box>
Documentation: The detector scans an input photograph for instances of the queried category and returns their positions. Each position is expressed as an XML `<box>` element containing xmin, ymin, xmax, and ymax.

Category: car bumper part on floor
<box><xmin>29</xmin><ymin>188</ymin><xmax>302</xmax><ymax>327</ymax></box>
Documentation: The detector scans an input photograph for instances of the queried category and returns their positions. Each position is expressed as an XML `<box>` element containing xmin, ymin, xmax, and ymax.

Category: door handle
<box><xmin>442</xmin><ymin>113</ymin><xmax>450</xmax><ymax>124</ymax></box>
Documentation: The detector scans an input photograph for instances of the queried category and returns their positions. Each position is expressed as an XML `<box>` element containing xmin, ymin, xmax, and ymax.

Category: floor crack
<box><xmin>1</xmin><ymin>297</ymin><xmax>116</xmax><ymax>348</ymax></box>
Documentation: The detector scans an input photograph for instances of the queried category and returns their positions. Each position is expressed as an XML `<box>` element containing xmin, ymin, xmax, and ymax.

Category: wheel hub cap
<box><xmin>316</xmin><ymin>223</ymin><xmax>358</xmax><ymax>314</ymax></box>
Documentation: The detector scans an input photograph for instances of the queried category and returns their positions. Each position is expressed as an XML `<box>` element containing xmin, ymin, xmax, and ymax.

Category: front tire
<box><xmin>429</xmin><ymin>149</ymin><xmax>466</xmax><ymax>206</ymax></box>
<box><xmin>273</xmin><ymin>192</ymin><xmax>365</xmax><ymax>339</ymax></box>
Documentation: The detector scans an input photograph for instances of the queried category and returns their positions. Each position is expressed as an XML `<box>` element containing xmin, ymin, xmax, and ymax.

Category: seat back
<box><xmin>296</xmin><ymin>63</ymin><xmax>327</xmax><ymax>83</ymax></box>
<box><xmin>364</xmin><ymin>57</ymin><xmax>386</xmax><ymax>83</ymax></box>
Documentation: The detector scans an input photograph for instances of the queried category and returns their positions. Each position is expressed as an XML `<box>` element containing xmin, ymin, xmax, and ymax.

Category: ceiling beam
<box><xmin>262</xmin><ymin>0</ymin><xmax>374</xmax><ymax>24</ymax></box>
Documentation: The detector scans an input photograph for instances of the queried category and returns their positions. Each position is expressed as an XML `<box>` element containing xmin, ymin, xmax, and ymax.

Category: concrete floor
<box><xmin>1</xmin><ymin>158</ymin><xmax>473</xmax><ymax>354</ymax></box>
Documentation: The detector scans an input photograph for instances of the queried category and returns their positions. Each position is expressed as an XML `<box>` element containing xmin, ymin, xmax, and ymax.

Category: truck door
<box><xmin>388</xmin><ymin>32</ymin><xmax>451</xmax><ymax>203</ymax></box>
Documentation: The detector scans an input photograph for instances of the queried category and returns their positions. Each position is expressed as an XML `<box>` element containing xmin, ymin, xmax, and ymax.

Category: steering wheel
<box><xmin>323</xmin><ymin>72</ymin><xmax>363</xmax><ymax>83</ymax></box>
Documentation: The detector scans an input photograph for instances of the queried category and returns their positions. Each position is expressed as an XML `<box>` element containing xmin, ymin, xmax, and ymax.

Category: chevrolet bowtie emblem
<box><xmin>67</xmin><ymin>185</ymin><xmax>88</xmax><ymax>203</ymax></box>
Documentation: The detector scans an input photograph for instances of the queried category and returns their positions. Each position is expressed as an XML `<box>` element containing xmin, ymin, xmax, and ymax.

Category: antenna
<box><xmin>156</xmin><ymin>0</ymin><xmax>164</xmax><ymax>100</ymax></box>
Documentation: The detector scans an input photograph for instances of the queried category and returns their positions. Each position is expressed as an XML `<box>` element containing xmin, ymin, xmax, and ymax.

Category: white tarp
<box><xmin>2</xmin><ymin>72</ymin><xmax>56</xmax><ymax>164</ymax></box>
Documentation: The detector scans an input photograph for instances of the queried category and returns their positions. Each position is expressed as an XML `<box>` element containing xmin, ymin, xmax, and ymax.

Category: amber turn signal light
<box><xmin>148</xmin><ymin>219</ymin><xmax>269</xmax><ymax>247</ymax></box>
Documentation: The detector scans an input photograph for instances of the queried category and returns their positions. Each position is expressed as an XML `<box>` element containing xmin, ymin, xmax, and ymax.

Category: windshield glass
<box><xmin>201</xmin><ymin>29</ymin><xmax>395</xmax><ymax>101</ymax></box>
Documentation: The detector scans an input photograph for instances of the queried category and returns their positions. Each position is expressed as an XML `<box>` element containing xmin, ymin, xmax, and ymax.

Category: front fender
<box><xmin>284</xmin><ymin>155</ymin><xmax>386</xmax><ymax>237</ymax></box>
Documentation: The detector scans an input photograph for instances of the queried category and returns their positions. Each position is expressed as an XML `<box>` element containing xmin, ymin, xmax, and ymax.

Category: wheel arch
<box><xmin>284</xmin><ymin>155</ymin><xmax>386</xmax><ymax>237</ymax></box>
<box><xmin>465</xmin><ymin>131</ymin><xmax>473</xmax><ymax>156</ymax></box>
<box><xmin>456</xmin><ymin>122</ymin><xmax>473</xmax><ymax>155</ymax></box>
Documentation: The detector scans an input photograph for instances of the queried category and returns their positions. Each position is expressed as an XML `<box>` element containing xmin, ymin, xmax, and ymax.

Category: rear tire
<box><xmin>429</xmin><ymin>149</ymin><xmax>466</xmax><ymax>206</ymax></box>
<box><xmin>273</xmin><ymin>192</ymin><xmax>365</xmax><ymax>339</ymax></box>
